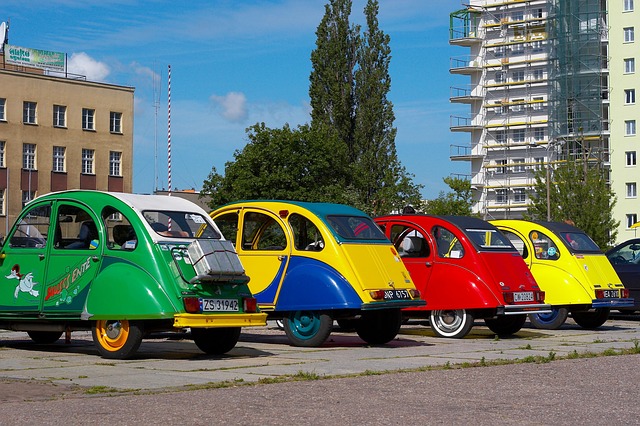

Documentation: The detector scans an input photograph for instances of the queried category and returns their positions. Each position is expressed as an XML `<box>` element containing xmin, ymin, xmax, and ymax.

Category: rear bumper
<box><xmin>361</xmin><ymin>299</ymin><xmax>426</xmax><ymax>310</ymax></box>
<box><xmin>591</xmin><ymin>298</ymin><xmax>635</xmax><ymax>309</ymax></box>
<box><xmin>497</xmin><ymin>303</ymin><xmax>552</xmax><ymax>316</ymax></box>
<box><xmin>174</xmin><ymin>312</ymin><xmax>268</xmax><ymax>328</ymax></box>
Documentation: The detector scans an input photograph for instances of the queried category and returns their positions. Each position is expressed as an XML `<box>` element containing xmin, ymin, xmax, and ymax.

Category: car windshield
<box><xmin>464</xmin><ymin>228</ymin><xmax>514</xmax><ymax>250</ymax></box>
<box><xmin>143</xmin><ymin>210</ymin><xmax>221</xmax><ymax>239</ymax></box>
<box><xmin>326</xmin><ymin>215</ymin><xmax>387</xmax><ymax>241</ymax></box>
<box><xmin>558</xmin><ymin>231</ymin><xmax>601</xmax><ymax>253</ymax></box>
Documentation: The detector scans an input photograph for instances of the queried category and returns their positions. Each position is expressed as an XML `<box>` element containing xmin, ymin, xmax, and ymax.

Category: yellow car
<box><xmin>211</xmin><ymin>201</ymin><xmax>424</xmax><ymax>347</ymax></box>
<box><xmin>492</xmin><ymin>220</ymin><xmax>633</xmax><ymax>329</ymax></box>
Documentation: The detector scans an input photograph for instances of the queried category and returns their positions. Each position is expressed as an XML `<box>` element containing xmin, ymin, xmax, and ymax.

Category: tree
<box><xmin>202</xmin><ymin>123</ymin><xmax>350</xmax><ymax>209</ymax></box>
<box><xmin>526</xmin><ymin>160</ymin><xmax>618</xmax><ymax>248</ymax></box>
<box><xmin>422</xmin><ymin>177</ymin><xmax>474</xmax><ymax>216</ymax></box>
<box><xmin>309</xmin><ymin>0</ymin><xmax>422</xmax><ymax>215</ymax></box>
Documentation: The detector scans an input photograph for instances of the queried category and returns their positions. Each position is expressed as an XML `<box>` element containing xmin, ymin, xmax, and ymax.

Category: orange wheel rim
<box><xmin>96</xmin><ymin>320</ymin><xmax>130</xmax><ymax>352</ymax></box>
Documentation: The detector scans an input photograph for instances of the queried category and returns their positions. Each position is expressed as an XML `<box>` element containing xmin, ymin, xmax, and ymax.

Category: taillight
<box><xmin>409</xmin><ymin>289</ymin><xmax>420</xmax><ymax>299</ymax></box>
<box><xmin>503</xmin><ymin>292</ymin><xmax>514</xmax><ymax>304</ymax></box>
<box><xmin>369</xmin><ymin>290</ymin><xmax>386</xmax><ymax>300</ymax></box>
<box><xmin>243</xmin><ymin>297</ymin><xmax>258</xmax><ymax>313</ymax></box>
<box><xmin>183</xmin><ymin>297</ymin><xmax>200</xmax><ymax>313</ymax></box>
<box><xmin>622</xmin><ymin>289</ymin><xmax>630</xmax><ymax>298</ymax></box>
<box><xmin>536</xmin><ymin>291</ymin><xmax>545</xmax><ymax>303</ymax></box>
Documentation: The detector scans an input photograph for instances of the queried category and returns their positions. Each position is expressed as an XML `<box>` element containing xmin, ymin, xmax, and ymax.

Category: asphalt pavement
<box><xmin>1</xmin><ymin>315</ymin><xmax>640</xmax><ymax>424</ymax></box>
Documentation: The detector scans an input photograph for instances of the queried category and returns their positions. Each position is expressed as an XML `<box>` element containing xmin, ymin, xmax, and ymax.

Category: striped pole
<box><xmin>167</xmin><ymin>64</ymin><xmax>172</xmax><ymax>230</ymax></box>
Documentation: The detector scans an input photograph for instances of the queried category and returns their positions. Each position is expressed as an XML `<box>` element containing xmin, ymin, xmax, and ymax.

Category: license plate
<box><xmin>383</xmin><ymin>289</ymin><xmax>411</xmax><ymax>300</ymax></box>
<box><xmin>514</xmin><ymin>291</ymin><xmax>534</xmax><ymax>302</ymax></box>
<box><xmin>602</xmin><ymin>290</ymin><xmax>620</xmax><ymax>298</ymax></box>
<box><xmin>201</xmin><ymin>298</ymin><xmax>239</xmax><ymax>312</ymax></box>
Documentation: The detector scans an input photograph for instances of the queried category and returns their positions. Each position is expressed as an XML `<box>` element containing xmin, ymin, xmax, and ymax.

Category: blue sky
<box><xmin>3</xmin><ymin>0</ymin><xmax>469</xmax><ymax>198</ymax></box>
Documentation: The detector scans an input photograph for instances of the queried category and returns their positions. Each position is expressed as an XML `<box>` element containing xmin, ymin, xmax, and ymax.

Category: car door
<box><xmin>41</xmin><ymin>201</ymin><xmax>103</xmax><ymax>315</ymax></box>
<box><xmin>0</xmin><ymin>201</ymin><xmax>52</xmax><ymax>314</ymax></box>
<box><xmin>387</xmin><ymin>222</ymin><xmax>433</xmax><ymax>309</ymax></box>
<box><xmin>214</xmin><ymin>209</ymin><xmax>291</xmax><ymax>310</ymax></box>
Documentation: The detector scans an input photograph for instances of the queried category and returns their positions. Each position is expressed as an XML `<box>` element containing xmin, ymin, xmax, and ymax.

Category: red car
<box><xmin>374</xmin><ymin>215</ymin><xmax>550</xmax><ymax>338</ymax></box>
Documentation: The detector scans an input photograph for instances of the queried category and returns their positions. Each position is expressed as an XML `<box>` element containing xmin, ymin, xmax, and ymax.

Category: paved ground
<box><xmin>1</xmin><ymin>315</ymin><xmax>639</xmax><ymax>424</ymax></box>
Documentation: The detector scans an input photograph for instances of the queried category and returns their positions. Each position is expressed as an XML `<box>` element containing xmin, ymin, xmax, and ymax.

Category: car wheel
<box><xmin>27</xmin><ymin>331</ymin><xmax>64</xmax><ymax>344</ymax></box>
<box><xmin>283</xmin><ymin>311</ymin><xmax>333</xmax><ymax>347</ymax></box>
<box><xmin>92</xmin><ymin>319</ymin><xmax>144</xmax><ymax>360</ymax></box>
<box><xmin>356</xmin><ymin>309</ymin><xmax>402</xmax><ymax>345</ymax></box>
<box><xmin>429</xmin><ymin>309</ymin><xmax>474</xmax><ymax>338</ymax></box>
<box><xmin>191</xmin><ymin>327</ymin><xmax>241</xmax><ymax>354</ymax></box>
<box><xmin>485</xmin><ymin>315</ymin><xmax>526</xmax><ymax>336</ymax></box>
<box><xmin>528</xmin><ymin>308</ymin><xmax>569</xmax><ymax>330</ymax></box>
<box><xmin>571</xmin><ymin>308</ymin><xmax>610</xmax><ymax>329</ymax></box>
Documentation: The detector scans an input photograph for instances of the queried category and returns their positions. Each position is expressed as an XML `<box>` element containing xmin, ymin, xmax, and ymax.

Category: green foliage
<box><xmin>422</xmin><ymin>177</ymin><xmax>474</xmax><ymax>216</ymax></box>
<box><xmin>202</xmin><ymin>123</ymin><xmax>350</xmax><ymax>209</ymax></box>
<box><xmin>525</xmin><ymin>159</ymin><xmax>618</xmax><ymax>248</ymax></box>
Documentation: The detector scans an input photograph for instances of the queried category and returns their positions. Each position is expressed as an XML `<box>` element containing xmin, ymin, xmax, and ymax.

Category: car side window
<box><xmin>214</xmin><ymin>212</ymin><xmax>240</xmax><ymax>247</ymax></box>
<box><xmin>55</xmin><ymin>204</ymin><xmax>99</xmax><ymax>250</ymax></box>
<box><xmin>289</xmin><ymin>213</ymin><xmax>324</xmax><ymax>251</ymax></box>
<box><xmin>102</xmin><ymin>208</ymin><xmax>137</xmax><ymax>251</ymax></box>
<box><xmin>9</xmin><ymin>204</ymin><xmax>51</xmax><ymax>248</ymax></box>
<box><xmin>499</xmin><ymin>229</ymin><xmax>529</xmax><ymax>259</ymax></box>
<box><xmin>529</xmin><ymin>230</ymin><xmax>560</xmax><ymax>260</ymax></box>
<box><xmin>391</xmin><ymin>225</ymin><xmax>429</xmax><ymax>258</ymax></box>
<box><xmin>433</xmin><ymin>226</ymin><xmax>464</xmax><ymax>258</ymax></box>
<box><xmin>242</xmin><ymin>212</ymin><xmax>287</xmax><ymax>251</ymax></box>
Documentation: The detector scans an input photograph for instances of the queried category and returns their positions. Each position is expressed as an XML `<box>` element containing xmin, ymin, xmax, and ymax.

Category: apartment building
<box><xmin>0</xmin><ymin>54</ymin><xmax>134</xmax><ymax>236</ymax></box>
<box><xmin>609</xmin><ymin>0</ymin><xmax>639</xmax><ymax>242</ymax></box>
<box><xmin>448</xmin><ymin>0</ymin><xmax>635</xmax><ymax>242</ymax></box>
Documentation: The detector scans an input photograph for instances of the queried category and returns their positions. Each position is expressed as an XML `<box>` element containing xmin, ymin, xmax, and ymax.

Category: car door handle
<box><xmin>39</xmin><ymin>254</ymin><xmax>45</xmax><ymax>260</ymax></box>
<box><xmin>425</xmin><ymin>261</ymin><xmax>433</xmax><ymax>267</ymax></box>
<box><xmin>278</xmin><ymin>255</ymin><xmax>286</xmax><ymax>261</ymax></box>
<box><xmin>91</xmin><ymin>256</ymin><xmax>100</xmax><ymax>262</ymax></box>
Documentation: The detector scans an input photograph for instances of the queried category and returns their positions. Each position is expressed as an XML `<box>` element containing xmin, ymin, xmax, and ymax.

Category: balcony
<box><xmin>450</xmin><ymin>85</ymin><xmax>483</xmax><ymax>104</ymax></box>
<box><xmin>450</xmin><ymin>56</ymin><xmax>482</xmax><ymax>75</ymax></box>
<box><xmin>450</xmin><ymin>115</ymin><xmax>483</xmax><ymax>132</ymax></box>
<box><xmin>450</xmin><ymin>144</ymin><xmax>483</xmax><ymax>161</ymax></box>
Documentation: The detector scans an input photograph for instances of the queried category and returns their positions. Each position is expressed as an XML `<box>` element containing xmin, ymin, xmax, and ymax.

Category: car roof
<box><xmin>220</xmin><ymin>200</ymin><xmax>368</xmax><ymax>218</ymax></box>
<box><xmin>492</xmin><ymin>219</ymin><xmax>585</xmax><ymax>234</ymax></box>
<box><xmin>376</xmin><ymin>214</ymin><xmax>496</xmax><ymax>231</ymax></box>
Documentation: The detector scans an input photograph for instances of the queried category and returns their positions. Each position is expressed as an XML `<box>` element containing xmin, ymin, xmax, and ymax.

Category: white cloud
<box><xmin>210</xmin><ymin>92</ymin><xmax>248</xmax><ymax>123</ymax></box>
<box><xmin>67</xmin><ymin>52</ymin><xmax>110</xmax><ymax>82</ymax></box>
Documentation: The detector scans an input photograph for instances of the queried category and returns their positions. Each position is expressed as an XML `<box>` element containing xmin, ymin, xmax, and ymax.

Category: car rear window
<box><xmin>558</xmin><ymin>231</ymin><xmax>601</xmax><ymax>253</ymax></box>
<box><xmin>143</xmin><ymin>210</ymin><xmax>221</xmax><ymax>239</ymax></box>
<box><xmin>326</xmin><ymin>215</ymin><xmax>387</xmax><ymax>241</ymax></box>
<box><xmin>464</xmin><ymin>228</ymin><xmax>514</xmax><ymax>250</ymax></box>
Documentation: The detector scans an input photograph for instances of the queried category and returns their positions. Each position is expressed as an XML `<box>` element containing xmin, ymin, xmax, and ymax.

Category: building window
<box><xmin>109</xmin><ymin>151</ymin><xmax>122</xmax><ymax>176</ymax></box>
<box><xmin>82</xmin><ymin>149</ymin><xmax>95</xmax><ymax>174</ymax></box>
<box><xmin>0</xmin><ymin>189</ymin><xmax>4</xmax><ymax>215</ymax></box>
<box><xmin>511</xmin><ymin>43</ymin><xmax>524</xmax><ymax>55</ymax></box>
<box><xmin>624</xmin><ymin>0</ymin><xmax>634</xmax><ymax>12</ymax></box>
<box><xmin>513</xmin><ymin>188</ymin><xmax>526</xmax><ymax>203</ymax></box>
<box><xmin>82</xmin><ymin>108</ymin><xmax>95</xmax><ymax>130</ymax></box>
<box><xmin>23</xmin><ymin>144</ymin><xmax>36</xmax><ymax>170</ymax></box>
<box><xmin>22</xmin><ymin>191</ymin><xmax>36</xmax><ymax>208</ymax></box>
<box><xmin>628</xmin><ymin>214</ymin><xmax>638</xmax><ymax>228</ymax></box>
<box><xmin>23</xmin><ymin>101</ymin><xmax>37</xmax><ymax>124</ymax></box>
<box><xmin>513</xmin><ymin>158</ymin><xmax>526</xmax><ymax>173</ymax></box>
<box><xmin>533</xmin><ymin>128</ymin><xmax>544</xmax><ymax>141</ymax></box>
<box><xmin>624</xmin><ymin>27</ymin><xmax>635</xmax><ymax>43</ymax></box>
<box><xmin>512</xmin><ymin>128</ymin><xmax>525</xmax><ymax>142</ymax></box>
<box><xmin>512</xmin><ymin>11</ymin><xmax>524</xmax><ymax>21</ymax></box>
<box><xmin>532</xmin><ymin>8</ymin><xmax>543</xmax><ymax>19</ymax></box>
<box><xmin>53</xmin><ymin>146</ymin><xmax>65</xmax><ymax>172</ymax></box>
<box><xmin>532</xmin><ymin>69</ymin><xmax>544</xmax><ymax>81</ymax></box>
<box><xmin>626</xmin><ymin>89</ymin><xmax>636</xmax><ymax>104</ymax></box>
<box><xmin>531</xmin><ymin>41</ymin><xmax>544</xmax><ymax>52</ymax></box>
<box><xmin>496</xmin><ymin>159</ymin><xmax>507</xmax><ymax>174</ymax></box>
<box><xmin>626</xmin><ymin>120</ymin><xmax>637</xmax><ymax>135</ymax></box>
<box><xmin>496</xmin><ymin>189</ymin><xmax>508</xmax><ymax>204</ymax></box>
<box><xmin>53</xmin><ymin>105</ymin><xmax>67</xmax><ymax>128</ymax></box>
<box><xmin>495</xmin><ymin>130</ymin><xmax>506</xmax><ymax>144</ymax></box>
<box><xmin>625</xmin><ymin>58</ymin><xmax>636</xmax><ymax>74</ymax></box>
<box><xmin>495</xmin><ymin>71</ymin><xmax>506</xmax><ymax>83</ymax></box>
<box><xmin>626</xmin><ymin>151</ymin><xmax>637</xmax><ymax>166</ymax></box>
<box><xmin>627</xmin><ymin>182</ymin><xmax>637</xmax><ymax>198</ymax></box>
<box><xmin>512</xmin><ymin>70</ymin><xmax>525</xmax><ymax>82</ymax></box>
<box><xmin>110</xmin><ymin>112</ymin><xmax>123</xmax><ymax>134</ymax></box>
<box><xmin>0</xmin><ymin>98</ymin><xmax>6</xmax><ymax>121</ymax></box>
<box><xmin>534</xmin><ymin>157</ymin><xmax>545</xmax><ymax>171</ymax></box>
<box><xmin>495</xmin><ymin>46</ymin><xmax>506</xmax><ymax>58</ymax></box>
<box><xmin>494</xmin><ymin>103</ymin><xmax>506</xmax><ymax>115</ymax></box>
<box><xmin>532</xmin><ymin>96</ymin><xmax>545</xmax><ymax>110</ymax></box>
<box><xmin>512</xmin><ymin>99</ymin><xmax>524</xmax><ymax>112</ymax></box>
<box><xmin>0</xmin><ymin>141</ymin><xmax>5</xmax><ymax>168</ymax></box>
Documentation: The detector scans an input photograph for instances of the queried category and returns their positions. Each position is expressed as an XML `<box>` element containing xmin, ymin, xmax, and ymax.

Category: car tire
<box><xmin>528</xmin><ymin>308</ymin><xmax>569</xmax><ymax>330</ymax></box>
<box><xmin>283</xmin><ymin>311</ymin><xmax>333</xmax><ymax>347</ymax></box>
<box><xmin>429</xmin><ymin>309</ymin><xmax>474</xmax><ymax>338</ymax></box>
<box><xmin>356</xmin><ymin>309</ymin><xmax>402</xmax><ymax>345</ymax></box>
<box><xmin>27</xmin><ymin>330</ymin><xmax>64</xmax><ymax>344</ymax></box>
<box><xmin>92</xmin><ymin>319</ymin><xmax>144</xmax><ymax>360</ymax></box>
<box><xmin>191</xmin><ymin>327</ymin><xmax>241</xmax><ymax>355</ymax></box>
<box><xmin>571</xmin><ymin>308</ymin><xmax>610</xmax><ymax>329</ymax></box>
<box><xmin>484</xmin><ymin>314</ymin><xmax>526</xmax><ymax>336</ymax></box>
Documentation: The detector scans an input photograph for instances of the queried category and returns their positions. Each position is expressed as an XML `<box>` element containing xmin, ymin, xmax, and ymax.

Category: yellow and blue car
<box><xmin>211</xmin><ymin>201</ymin><xmax>425</xmax><ymax>347</ymax></box>
<box><xmin>492</xmin><ymin>220</ymin><xmax>633</xmax><ymax>329</ymax></box>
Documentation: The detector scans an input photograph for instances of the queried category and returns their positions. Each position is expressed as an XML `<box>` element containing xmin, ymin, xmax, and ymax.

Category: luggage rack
<box><xmin>171</xmin><ymin>240</ymin><xmax>250</xmax><ymax>285</ymax></box>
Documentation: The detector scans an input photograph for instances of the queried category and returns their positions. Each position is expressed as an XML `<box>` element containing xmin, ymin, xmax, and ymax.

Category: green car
<box><xmin>0</xmin><ymin>190</ymin><xmax>266</xmax><ymax>359</ymax></box>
